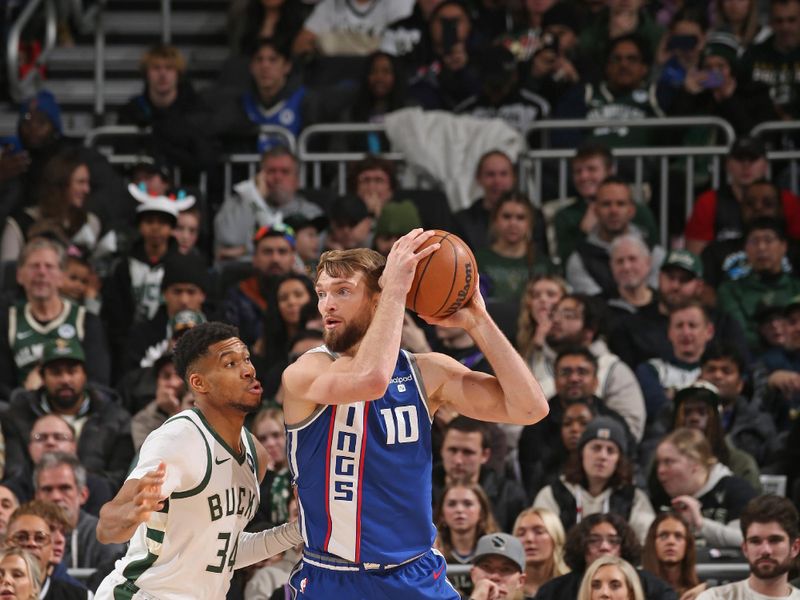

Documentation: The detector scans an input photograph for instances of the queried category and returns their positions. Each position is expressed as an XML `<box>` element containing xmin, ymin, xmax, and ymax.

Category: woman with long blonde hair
<box><xmin>516</xmin><ymin>274</ymin><xmax>568</xmax><ymax>360</ymax></box>
<box><xmin>513</xmin><ymin>507</ymin><xmax>569</xmax><ymax>597</ymax></box>
<box><xmin>577</xmin><ymin>555</ymin><xmax>645</xmax><ymax>600</ymax></box>
<box><xmin>0</xmin><ymin>547</ymin><xmax>41</xmax><ymax>600</ymax></box>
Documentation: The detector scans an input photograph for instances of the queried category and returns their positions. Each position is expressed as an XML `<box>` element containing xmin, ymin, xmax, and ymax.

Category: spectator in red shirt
<box><xmin>685</xmin><ymin>136</ymin><xmax>800</xmax><ymax>255</ymax></box>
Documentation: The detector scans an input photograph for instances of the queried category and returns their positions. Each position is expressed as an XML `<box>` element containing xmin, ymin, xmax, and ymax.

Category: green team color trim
<box><xmin>114</xmin><ymin>551</ymin><xmax>158</xmax><ymax>600</ymax></box>
<box><xmin>192</xmin><ymin>407</ymin><xmax>246</xmax><ymax>465</ymax></box>
<box><xmin>245</xmin><ymin>429</ymin><xmax>259</xmax><ymax>477</ymax></box>
<box><xmin>171</xmin><ymin>415</ymin><xmax>212</xmax><ymax>499</ymax></box>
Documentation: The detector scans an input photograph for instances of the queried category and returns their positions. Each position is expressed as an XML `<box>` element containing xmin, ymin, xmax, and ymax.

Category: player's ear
<box><xmin>188</xmin><ymin>371</ymin><xmax>207</xmax><ymax>394</ymax></box>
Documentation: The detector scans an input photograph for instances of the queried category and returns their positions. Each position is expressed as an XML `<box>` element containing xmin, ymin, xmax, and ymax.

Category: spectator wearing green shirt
<box><xmin>474</xmin><ymin>191</ymin><xmax>556</xmax><ymax>307</ymax></box>
<box><xmin>550</xmin><ymin>142</ymin><xmax>658</xmax><ymax>267</ymax></box>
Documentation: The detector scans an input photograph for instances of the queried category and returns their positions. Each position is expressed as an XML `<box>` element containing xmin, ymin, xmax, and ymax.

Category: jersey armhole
<box><xmin>169</xmin><ymin>416</ymin><xmax>213</xmax><ymax>499</ymax></box>
<box><xmin>404</xmin><ymin>350</ymin><xmax>433</xmax><ymax>423</ymax></box>
<box><xmin>244</xmin><ymin>429</ymin><xmax>260</xmax><ymax>480</ymax></box>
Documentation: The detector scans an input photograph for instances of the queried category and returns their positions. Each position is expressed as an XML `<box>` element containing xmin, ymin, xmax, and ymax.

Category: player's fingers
<box><xmin>413</xmin><ymin>242</ymin><xmax>440</xmax><ymax>261</ymax></box>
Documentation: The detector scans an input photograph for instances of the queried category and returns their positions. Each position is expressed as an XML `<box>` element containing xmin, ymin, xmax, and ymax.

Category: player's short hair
<box><xmin>316</xmin><ymin>248</ymin><xmax>385</xmax><ymax>296</ymax></box>
<box><xmin>740</xmin><ymin>494</ymin><xmax>800</xmax><ymax>541</ymax></box>
<box><xmin>173</xmin><ymin>322</ymin><xmax>240</xmax><ymax>381</ymax></box>
<box><xmin>34</xmin><ymin>452</ymin><xmax>87</xmax><ymax>491</ymax></box>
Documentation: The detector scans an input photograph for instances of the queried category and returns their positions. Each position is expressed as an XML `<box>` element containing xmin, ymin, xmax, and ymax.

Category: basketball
<box><xmin>406</xmin><ymin>230</ymin><xmax>478</xmax><ymax>318</ymax></box>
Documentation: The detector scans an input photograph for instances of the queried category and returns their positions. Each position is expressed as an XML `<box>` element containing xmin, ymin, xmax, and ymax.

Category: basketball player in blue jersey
<box><xmin>94</xmin><ymin>323</ymin><xmax>303</xmax><ymax>600</ymax></box>
<box><xmin>282</xmin><ymin>229</ymin><xmax>550</xmax><ymax>599</ymax></box>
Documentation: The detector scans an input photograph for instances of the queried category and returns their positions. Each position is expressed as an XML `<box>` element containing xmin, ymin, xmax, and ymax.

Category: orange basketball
<box><xmin>406</xmin><ymin>230</ymin><xmax>478</xmax><ymax>318</ymax></box>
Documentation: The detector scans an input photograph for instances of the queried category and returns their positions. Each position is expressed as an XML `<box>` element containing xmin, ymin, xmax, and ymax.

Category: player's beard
<box><xmin>325</xmin><ymin>310</ymin><xmax>371</xmax><ymax>353</ymax></box>
<box><xmin>750</xmin><ymin>554</ymin><xmax>794</xmax><ymax>580</ymax></box>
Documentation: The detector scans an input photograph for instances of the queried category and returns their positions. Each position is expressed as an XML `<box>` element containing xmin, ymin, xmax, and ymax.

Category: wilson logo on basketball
<box><xmin>446</xmin><ymin>261</ymin><xmax>473</xmax><ymax>314</ymax></box>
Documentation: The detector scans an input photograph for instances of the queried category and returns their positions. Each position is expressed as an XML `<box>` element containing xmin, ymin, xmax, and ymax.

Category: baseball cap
<box><xmin>702</xmin><ymin>32</ymin><xmax>739</xmax><ymax>68</ymax></box>
<box><xmin>473</xmin><ymin>533</ymin><xmax>526</xmax><ymax>572</ymax></box>
<box><xmin>477</xmin><ymin>45</ymin><xmax>516</xmax><ymax>78</ymax></box>
<box><xmin>784</xmin><ymin>294</ymin><xmax>800</xmax><ymax>316</ymax></box>
<box><xmin>661</xmin><ymin>249</ymin><xmax>702</xmax><ymax>278</ymax></box>
<box><xmin>161</xmin><ymin>254</ymin><xmax>210</xmax><ymax>294</ymax></box>
<box><xmin>168</xmin><ymin>310</ymin><xmax>206</xmax><ymax>339</ymax></box>
<box><xmin>754</xmin><ymin>296</ymin><xmax>788</xmax><ymax>322</ymax></box>
<box><xmin>253</xmin><ymin>223</ymin><xmax>296</xmax><ymax>248</ymax></box>
<box><xmin>374</xmin><ymin>201</ymin><xmax>422</xmax><ymax>238</ymax></box>
<box><xmin>41</xmin><ymin>338</ymin><xmax>85</xmax><ymax>367</ymax></box>
<box><xmin>673</xmin><ymin>380</ymin><xmax>720</xmax><ymax>411</ymax></box>
<box><xmin>730</xmin><ymin>137</ymin><xmax>766</xmax><ymax>161</ymax></box>
<box><xmin>578</xmin><ymin>416</ymin><xmax>627</xmax><ymax>455</ymax></box>
<box><xmin>19</xmin><ymin>90</ymin><xmax>63</xmax><ymax>134</ymax></box>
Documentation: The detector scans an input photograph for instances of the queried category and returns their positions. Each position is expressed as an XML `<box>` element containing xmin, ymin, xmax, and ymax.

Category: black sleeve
<box><xmin>639</xmin><ymin>570</ymin><xmax>679</xmax><ymax>600</ymax></box>
<box><xmin>82</xmin><ymin>313</ymin><xmax>110</xmax><ymax>385</ymax></box>
<box><xmin>0</xmin><ymin>305</ymin><xmax>17</xmax><ymax>396</ymax></box>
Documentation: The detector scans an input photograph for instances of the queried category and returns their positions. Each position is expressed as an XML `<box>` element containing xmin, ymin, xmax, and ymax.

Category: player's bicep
<box><xmin>128</xmin><ymin>419</ymin><xmax>206</xmax><ymax>497</ymax></box>
<box><xmin>282</xmin><ymin>355</ymin><xmax>383</xmax><ymax>406</ymax></box>
<box><xmin>421</xmin><ymin>353</ymin><xmax>510</xmax><ymax>422</ymax></box>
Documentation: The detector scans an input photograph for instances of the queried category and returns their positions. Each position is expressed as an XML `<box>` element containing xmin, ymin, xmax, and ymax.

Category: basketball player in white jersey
<box><xmin>94</xmin><ymin>323</ymin><xmax>302</xmax><ymax>600</ymax></box>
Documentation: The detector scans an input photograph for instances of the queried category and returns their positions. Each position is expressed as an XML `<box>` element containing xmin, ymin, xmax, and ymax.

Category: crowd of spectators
<box><xmin>2</xmin><ymin>0</ymin><xmax>800</xmax><ymax>598</ymax></box>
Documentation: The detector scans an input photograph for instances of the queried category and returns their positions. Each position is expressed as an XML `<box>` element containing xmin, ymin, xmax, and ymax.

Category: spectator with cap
<box><xmin>324</xmin><ymin>194</ymin><xmax>374</xmax><ymax>251</ymax></box>
<box><xmin>118</xmin><ymin>44</ymin><xmax>217</xmax><ymax>174</ymax></box>
<box><xmin>372</xmin><ymin>200</ymin><xmax>422</xmax><ymax>257</ymax></box>
<box><xmin>222</xmin><ymin>224</ymin><xmax>298</xmax><ymax>347</ymax></box>
<box><xmin>283</xmin><ymin>214</ymin><xmax>325</xmax><ymax>273</ymax></box>
<box><xmin>454</xmin><ymin>44</ymin><xmax>550</xmax><ymax>136</ymax></box>
<box><xmin>535</xmin><ymin>513</ymin><xmax>676</xmax><ymax>600</ymax></box>
<box><xmin>102</xmin><ymin>183</ymin><xmax>187</xmax><ymax>375</ymax></box>
<box><xmin>0</xmin><ymin>238</ymin><xmax>110</xmax><ymax>394</ymax></box>
<box><xmin>718</xmin><ymin>217</ymin><xmax>800</xmax><ymax>348</ymax></box>
<box><xmin>533</xmin><ymin>416</ymin><xmax>655</xmax><ymax>544</ymax></box>
<box><xmin>670</xmin><ymin>34</ymin><xmax>778</xmax><ymax>135</ymax></box>
<box><xmin>124</xmin><ymin>252</ymin><xmax>209</xmax><ymax>371</ymax></box>
<box><xmin>467</xmin><ymin>532</ymin><xmax>528</xmax><ymax>600</ymax></box>
<box><xmin>215</xmin><ymin>146</ymin><xmax>322</xmax><ymax>263</ymax></box>
<box><xmin>5</xmin><ymin>338</ymin><xmax>133</xmax><ymax>490</ymax></box>
<box><xmin>565</xmin><ymin>176</ymin><xmax>665</xmax><ymax>298</ymax></box>
<box><xmin>685</xmin><ymin>137</ymin><xmax>800</xmax><ymax>256</ymax></box>
<box><xmin>753</xmin><ymin>297</ymin><xmax>791</xmax><ymax>353</ymax></box>
<box><xmin>702</xmin><ymin>180</ymin><xmax>800</xmax><ymax>288</ymax></box>
<box><xmin>739</xmin><ymin>0</ymin><xmax>800</xmax><ymax>121</ymax></box>
<box><xmin>609</xmin><ymin>248</ymin><xmax>751</xmax><ymax>368</ymax></box>
<box><xmin>701</xmin><ymin>343</ymin><xmax>780</xmax><ymax>467</ymax></box>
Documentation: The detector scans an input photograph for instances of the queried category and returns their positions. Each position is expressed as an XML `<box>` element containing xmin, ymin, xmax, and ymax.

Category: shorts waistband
<box><xmin>302</xmin><ymin>548</ymin><xmax>427</xmax><ymax>573</ymax></box>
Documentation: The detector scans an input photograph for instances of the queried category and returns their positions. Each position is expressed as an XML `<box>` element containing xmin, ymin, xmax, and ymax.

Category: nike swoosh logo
<box><xmin>17</xmin><ymin>331</ymin><xmax>33</xmax><ymax>339</ymax></box>
<box><xmin>433</xmin><ymin>564</ymin><xmax>445</xmax><ymax>580</ymax></box>
<box><xmin>215</xmin><ymin>457</ymin><xmax>230</xmax><ymax>465</ymax></box>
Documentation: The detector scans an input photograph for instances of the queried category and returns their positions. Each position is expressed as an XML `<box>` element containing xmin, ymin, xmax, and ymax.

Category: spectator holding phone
<box><xmin>670</xmin><ymin>34</ymin><xmax>778</xmax><ymax>134</ymax></box>
<box><xmin>657</xmin><ymin>8</ymin><xmax>708</xmax><ymax>92</ymax></box>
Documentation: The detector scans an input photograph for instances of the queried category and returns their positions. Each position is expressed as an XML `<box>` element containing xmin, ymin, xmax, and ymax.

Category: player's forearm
<box><xmin>234</xmin><ymin>522</ymin><xmax>304</xmax><ymax>568</ymax></box>
<box><xmin>469</xmin><ymin>316</ymin><xmax>549</xmax><ymax>425</ymax></box>
<box><xmin>97</xmin><ymin>499</ymin><xmax>143</xmax><ymax>544</ymax></box>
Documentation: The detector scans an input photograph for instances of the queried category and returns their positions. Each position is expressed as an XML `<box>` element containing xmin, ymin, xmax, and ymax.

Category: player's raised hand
<box><xmin>132</xmin><ymin>462</ymin><xmax>167</xmax><ymax>523</ymax></box>
<box><xmin>421</xmin><ymin>273</ymin><xmax>487</xmax><ymax>331</ymax></box>
<box><xmin>380</xmin><ymin>229</ymin><xmax>440</xmax><ymax>295</ymax></box>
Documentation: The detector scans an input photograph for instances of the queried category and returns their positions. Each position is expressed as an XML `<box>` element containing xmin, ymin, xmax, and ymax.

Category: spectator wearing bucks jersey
<box><xmin>0</xmin><ymin>238</ymin><xmax>109</xmax><ymax>397</ymax></box>
<box><xmin>102</xmin><ymin>186</ymin><xmax>186</xmax><ymax>379</ymax></box>
<box><xmin>554</xmin><ymin>33</ymin><xmax>670</xmax><ymax>150</ymax></box>
<box><xmin>94</xmin><ymin>322</ymin><xmax>303</xmax><ymax>600</ymax></box>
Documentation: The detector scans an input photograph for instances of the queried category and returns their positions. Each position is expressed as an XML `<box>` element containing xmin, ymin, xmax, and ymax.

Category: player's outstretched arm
<box><xmin>234</xmin><ymin>521</ymin><xmax>304</xmax><ymax>569</ymax></box>
<box><xmin>419</xmin><ymin>282</ymin><xmax>549</xmax><ymax>425</ymax></box>
<box><xmin>283</xmin><ymin>229</ymin><xmax>440</xmax><ymax>409</ymax></box>
<box><xmin>97</xmin><ymin>463</ymin><xmax>166</xmax><ymax>544</ymax></box>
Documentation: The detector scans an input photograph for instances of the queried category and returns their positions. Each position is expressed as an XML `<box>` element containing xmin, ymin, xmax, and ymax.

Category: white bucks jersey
<box><xmin>96</xmin><ymin>408</ymin><xmax>260</xmax><ymax>600</ymax></box>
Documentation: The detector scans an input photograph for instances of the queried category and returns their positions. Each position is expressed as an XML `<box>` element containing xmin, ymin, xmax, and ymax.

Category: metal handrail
<box><xmin>6</xmin><ymin>0</ymin><xmax>57</xmax><ymax>102</ymax></box>
<box><xmin>526</xmin><ymin>116</ymin><xmax>737</xmax><ymax>147</ymax></box>
<box><xmin>161</xmin><ymin>0</ymin><xmax>171</xmax><ymax>43</ymax></box>
<box><xmin>751</xmin><ymin>121</ymin><xmax>800</xmax><ymax>138</ymax></box>
<box><xmin>298</xmin><ymin>123</ymin><xmax>404</xmax><ymax>190</ymax></box>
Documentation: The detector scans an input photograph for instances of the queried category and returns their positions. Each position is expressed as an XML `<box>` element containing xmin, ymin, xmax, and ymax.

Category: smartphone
<box><xmin>540</xmin><ymin>32</ymin><xmax>560</xmax><ymax>54</ymax></box>
<box><xmin>702</xmin><ymin>70</ymin><xmax>725</xmax><ymax>89</ymax></box>
<box><xmin>666</xmin><ymin>34</ymin><xmax>699</xmax><ymax>52</ymax></box>
<box><xmin>441</xmin><ymin>17</ymin><xmax>459</xmax><ymax>53</ymax></box>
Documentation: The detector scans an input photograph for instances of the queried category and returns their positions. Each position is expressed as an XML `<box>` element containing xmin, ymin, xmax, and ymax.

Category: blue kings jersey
<box><xmin>242</xmin><ymin>88</ymin><xmax>306</xmax><ymax>153</ymax></box>
<box><xmin>287</xmin><ymin>347</ymin><xmax>435</xmax><ymax>565</ymax></box>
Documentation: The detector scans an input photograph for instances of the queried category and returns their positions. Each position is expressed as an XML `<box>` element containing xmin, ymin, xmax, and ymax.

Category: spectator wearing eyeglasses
<box><xmin>32</xmin><ymin>452</ymin><xmax>125</xmax><ymax>572</ymax></box>
<box><xmin>4</xmin><ymin>506</ymin><xmax>87</xmax><ymax>599</ymax></box>
<box><xmin>214</xmin><ymin>147</ymin><xmax>323</xmax><ymax>264</ymax></box>
<box><xmin>5</xmin><ymin>338</ymin><xmax>133</xmax><ymax>491</ymax></box>
<box><xmin>535</xmin><ymin>513</ymin><xmax>676</xmax><ymax>600</ymax></box>
<box><xmin>223</xmin><ymin>224</ymin><xmax>299</xmax><ymax>348</ymax></box>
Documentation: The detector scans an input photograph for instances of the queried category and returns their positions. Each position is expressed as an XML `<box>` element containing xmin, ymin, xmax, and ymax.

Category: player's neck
<box><xmin>196</xmin><ymin>403</ymin><xmax>246</xmax><ymax>455</ymax></box>
<box><xmin>748</xmin><ymin>573</ymin><xmax>791</xmax><ymax>597</ymax></box>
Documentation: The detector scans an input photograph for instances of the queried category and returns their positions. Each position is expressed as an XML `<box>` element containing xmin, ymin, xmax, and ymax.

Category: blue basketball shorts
<box><xmin>287</xmin><ymin>548</ymin><xmax>461</xmax><ymax>600</ymax></box>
